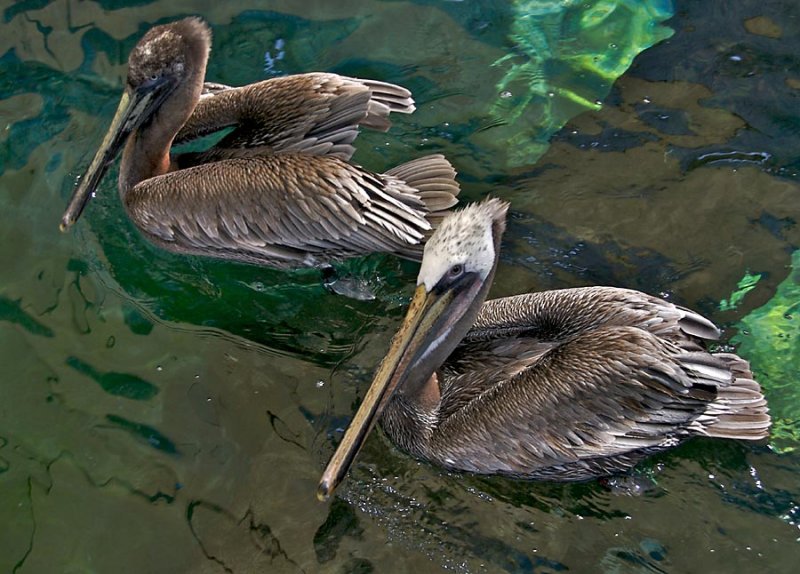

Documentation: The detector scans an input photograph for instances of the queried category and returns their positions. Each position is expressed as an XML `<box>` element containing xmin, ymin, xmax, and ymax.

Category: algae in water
<box><xmin>489</xmin><ymin>0</ymin><xmax>674</xmax><ymax>166</ymax></box>
<box><xmin>733</xmin><ymin>250</ymin><xmax>800</xmax><ymax>452</ymax></box>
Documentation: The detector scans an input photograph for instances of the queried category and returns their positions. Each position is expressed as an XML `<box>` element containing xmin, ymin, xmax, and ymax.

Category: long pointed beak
<box><xmin>59</xmin><ymin>85</ymin><xmax>162</xmax><ymax>231</ymax></box>
<box><xmin>317</xmin><ymin>283</ymin><xmax>458</xmax><ymax>501</ymax></box>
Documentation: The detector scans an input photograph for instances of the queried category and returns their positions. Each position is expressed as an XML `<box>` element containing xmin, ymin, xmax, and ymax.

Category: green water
<box><xmin>2</xmin><ymin>0</ymin><xmax>800</xmax><ymax>572</ymax></box>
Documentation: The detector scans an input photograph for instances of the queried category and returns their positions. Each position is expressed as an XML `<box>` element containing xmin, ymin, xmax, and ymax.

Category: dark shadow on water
<box><xmin>314</xmin><ymin>497</ymin><xmax>364</xmax><ymax>564</ymax></box>
<box><xmin>101</xmin><ymin>414</ymin><xmax>179</xmax><ymax>455</ymax></box>
<box><xmin>66</xmin><ymin>356</ymin><xmax>159</xmax><ymax>400</ymax></box>
<box><xmin>0</xmin><ymin>295</ymin><xmax>54</xmax><ymax>337</ymax></box>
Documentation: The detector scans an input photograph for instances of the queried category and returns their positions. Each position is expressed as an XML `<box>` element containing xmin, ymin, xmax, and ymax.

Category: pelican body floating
<box><xmin>61</xmin><ymin>17</ymin><xmax>459</xmax><ymax>269</ymax></box>
<box><xmin>318</xmin><ymin>199</ymin><xmax>770</xmax><ymax>500</ymax></box>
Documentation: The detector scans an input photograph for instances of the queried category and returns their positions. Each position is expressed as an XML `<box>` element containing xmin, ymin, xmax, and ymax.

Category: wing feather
<box><xmin>175</xmin><ymin>73</ymin><xmax>414</xmax><ymax>163</ymax></box>
<box><xmin>124</xmin><ymin>153</ymin><xmax>438</xmax><ymax>268</ymax></box>
<box><xmin>424</xmin><ymin>287</ymin><xmax>765</xmax><ymax>478</ymax></box>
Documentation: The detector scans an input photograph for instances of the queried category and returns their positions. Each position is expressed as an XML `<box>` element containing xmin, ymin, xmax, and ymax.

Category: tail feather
<box><xmin>384</xmin><ymin>154</ymin><xmax>460</xmax><ymax>216</ymax></box>
<box><xmin>714</xmin><ymin>352</ymin><xmax>755</xmax><ymax>379</ymax></box>
<box><xmin>677</xmin><ymin>306</ymin><xmax>722</xmax><ymax>340</ymax></box>
<box><xmin>700</xmin><ymin>353</ymin><xmax>770</xmax><ymax>441</ymax></box>
<box><xmin>379</xmin><ymin>154</ymin><xmax>460</xmax><ymax>260</ymax></box>
<box><xmin>415</xmin><ymin>179</ymin><xmax>462</xmax><ymax>192</ymax></box>
<box><xmin>360</xmin><ymin>78</ymin><xmax>416</xmax><ymax>114</ymax></box>
<box><xmin>358</xmin><ymin>78</ymin><xmax>416</xmax><ymax>130</ymax></box>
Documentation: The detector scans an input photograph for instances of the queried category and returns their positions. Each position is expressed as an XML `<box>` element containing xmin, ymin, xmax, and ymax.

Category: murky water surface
<box><xmin>2</xmin><ymin>1</ymin><xmax>799</xmax><ymax>572</ymax></box>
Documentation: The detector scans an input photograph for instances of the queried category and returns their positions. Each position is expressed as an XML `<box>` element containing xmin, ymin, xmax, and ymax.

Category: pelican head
<box><xmin>60</xmin><ymin>17</ymin><xmax>211</xmax><ymax>231</ymax></box>
<box><xmin>317</xmin><ymin>198</ymin><xmax>509</xmax><ymax>500</ymax></box>
<box><xmin>419</xmin><ymin>198</ymin><xmax>507</xmax><ymax>289</ymax></box>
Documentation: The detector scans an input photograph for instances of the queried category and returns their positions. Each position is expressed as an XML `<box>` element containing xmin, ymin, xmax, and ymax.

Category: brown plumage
<box><xmin>318</xmin><ymin>199</ymin><xmax>770</xmax><ymax>499</ymax></box>
<box><xmin>60</xmin><ymin>17</ymin><xmax>459</xmax><ymax>268</ymax></box>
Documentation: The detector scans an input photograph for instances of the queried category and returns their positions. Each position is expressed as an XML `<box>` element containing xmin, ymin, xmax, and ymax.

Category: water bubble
<box><xmin>730</xmin><ymin>54</ymin><xmax>743</xmax><ymax>62</ymax></box>
<box><xmin>156</xmin><ymin>365</ymin><xmax>163</xmax><ymax>372</ymax></box>
<box><xmin>500</xmin><ymin>90</ymin><xmax>513</xmax><ymax>99</ymax></box>
<box><xmin>316</xmin><ymin>380</ymin><xmax>325</xmax><ymax>388</ymax></box>
<box><xmin>643</xmin><ymin>97</ymin><xmax>651</xmax><ymax>104</ymax></box>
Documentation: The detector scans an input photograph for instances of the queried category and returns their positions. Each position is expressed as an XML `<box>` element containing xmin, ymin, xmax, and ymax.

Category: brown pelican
<box><xmin>60</xmin><ymin>17</ymin><xmax>459</xmax><ymax>269</ymax></box>
<box><xmin>317</xmin><ymin>199</ymin><xmax>770</xmax><ymax>499</ymax></box>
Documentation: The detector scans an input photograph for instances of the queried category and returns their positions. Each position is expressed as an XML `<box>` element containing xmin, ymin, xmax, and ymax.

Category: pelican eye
<box><xmin>139</xmin><ymin>72</ymin><xmax>169</xmax><ymax>92</ymax></box>
<box><xmin>448</xmin><ymin>264</ymin><xmax>464</xmax><ymax>278</ymax></box>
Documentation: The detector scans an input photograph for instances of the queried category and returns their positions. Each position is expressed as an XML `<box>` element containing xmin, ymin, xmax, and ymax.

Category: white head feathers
<box><xmin>418</xmin><ymin>198</ymin><xmax>509</xmax><ymax>291</ymax></box>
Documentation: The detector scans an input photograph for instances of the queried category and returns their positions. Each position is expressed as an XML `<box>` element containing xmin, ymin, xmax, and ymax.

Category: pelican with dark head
<box><xmin>318</xmin><ymin>199</ymin><xmax>770</xmax><ymax>499</ymax></box>
<box><xmin>60</xmin><ymin>17</ymin><xmax>459</xmax><ymax>269</ymax></box>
